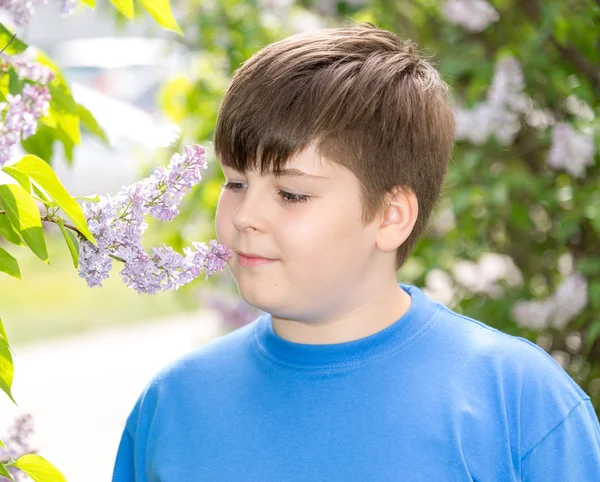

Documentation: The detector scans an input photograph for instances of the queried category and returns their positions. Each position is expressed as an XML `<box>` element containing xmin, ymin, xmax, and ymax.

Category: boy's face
<box><xmin>215</xmin><ymin>142</ymin><xmax>396</xmax><ymax>325</ymax></box>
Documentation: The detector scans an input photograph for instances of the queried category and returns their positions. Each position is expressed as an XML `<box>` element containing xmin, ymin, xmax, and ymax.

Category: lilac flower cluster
<box><xmin>0</xmin><ymin>413</ymin><xmax>38</xmax><ymax>481</ymax></box>
<box><xmin>442</xmin><ymin>0</ymin><xmax>499</xmax><ymax>32</ymax></box>
<box><xmin>1</xmin><ymin>50</ymin><xmax>55</xmax><ymax>84</ymax></box>
<box><xmin>455</xmin><ymin>56</ymin><xmax>531</xmax><ymax>146</ymax></box>
<box><xmin>78</xmin><ymin>145</ymin><xmax>232</xmax><ymax>294</ymax></box>
<box><xmin>511</xmin><ymin>273</ymin><xmax>589</xmax><ymax>330</ymax></box>
<box><xmin>0</xmin><ymin>50</ymin><xmax>54</xmax><ymax>165</ymax></box>
<box><xmin>0</xmin><ymin>0</ymin><xmax>78</xmax><ymax>25</ymax></box>
<box><xmin>547</xmin><ymin>122</ymin><xmax>595</xmax><ymax>178</ymax></box>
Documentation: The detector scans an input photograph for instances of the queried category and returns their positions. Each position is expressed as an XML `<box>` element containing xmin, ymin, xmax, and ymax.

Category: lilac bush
<box><xmin>78</xmin><ymin>144</ymin><xmax>232</xmax><ymax>294</ymax></box>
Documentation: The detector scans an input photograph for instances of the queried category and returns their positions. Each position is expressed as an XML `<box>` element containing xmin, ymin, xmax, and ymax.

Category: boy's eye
<box><xmin>221</xmin><ymin>182</ymin><xmax>310</xmax><ymax>204</ymax></box>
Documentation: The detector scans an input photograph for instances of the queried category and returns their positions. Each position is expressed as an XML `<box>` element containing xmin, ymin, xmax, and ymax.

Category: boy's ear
<box><xmin>375</xmin><ymin>187</ymin><xmax>419</xmax><ymax>253</ymax></box>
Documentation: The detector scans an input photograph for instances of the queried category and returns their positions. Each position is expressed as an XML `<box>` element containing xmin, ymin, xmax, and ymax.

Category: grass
<box><xmin>0</xmin><ymin>230</ymin><xmax>189</xmax><ymax>346</ymax></box>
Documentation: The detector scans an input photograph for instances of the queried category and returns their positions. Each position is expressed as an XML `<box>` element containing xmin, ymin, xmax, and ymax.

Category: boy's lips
<box><xmin>237</xmin><ymin>252</ymin><xmax>278</xmax><ymax>267</ymax></box>
<box><xmin>237</xmin><ymin>251</ymin><xmax>276</xmax><ymax>260</ymax></box>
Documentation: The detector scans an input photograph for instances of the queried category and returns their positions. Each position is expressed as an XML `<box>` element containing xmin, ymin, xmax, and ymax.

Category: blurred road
<box><xmin>0</xmin><ymin>312</ymin><xmax>224</xmax><ymax>482</ymax></box>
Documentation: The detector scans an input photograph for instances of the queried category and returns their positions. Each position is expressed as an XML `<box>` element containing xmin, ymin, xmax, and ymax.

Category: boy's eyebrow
<box><xmin>222</xmin><ymin>166</ymin><xmax>329</xmax><ymax>180</ymax></box>
<box><xmin>274</xmin><ymin>168</ymin><xmax>329</xmax><ymax>180</ymax></box>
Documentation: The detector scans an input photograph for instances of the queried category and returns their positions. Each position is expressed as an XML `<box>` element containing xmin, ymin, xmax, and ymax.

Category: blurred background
<box><xmin>0</xmin><ymin>0</ymin><xmax>599</xmax><ymax>481</ymax></box>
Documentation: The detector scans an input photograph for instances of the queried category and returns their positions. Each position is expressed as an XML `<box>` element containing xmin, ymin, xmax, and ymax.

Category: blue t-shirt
<box><xmin>112</xmin><ymin>284</ymin><xmax>600</xmax><ymax>481</ymax></box>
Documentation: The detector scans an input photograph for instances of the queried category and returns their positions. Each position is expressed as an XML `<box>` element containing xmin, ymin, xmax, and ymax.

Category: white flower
<box><xmin>442</xmin><ymin>0</ymin><xmax>499</xmax><ymax>32</ymax></box>
<box><xmin>511</xmin><ymin>273</ymin><xmax>588</xmax><ymax>330</ymax></box>
<box><xmin>455</xmin><ymin>57</ymin><xmax>531</xmax><ymax>146</ymax></box>
<box><xmin>451</xmin><ymin>252</ymin><xmax>522</xmax><ymax>298</ymax></box>
<box><xmin>547</xmin><ymin>122</ymin><xmax>595</xmax><ymax>178</ymax></box>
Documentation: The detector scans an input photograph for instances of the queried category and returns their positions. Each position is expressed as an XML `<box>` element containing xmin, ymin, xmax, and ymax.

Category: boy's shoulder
<box><xmin>434</xmin><ymin>301</ymin><xmax>587</xmax><ymax>398</ymax></box>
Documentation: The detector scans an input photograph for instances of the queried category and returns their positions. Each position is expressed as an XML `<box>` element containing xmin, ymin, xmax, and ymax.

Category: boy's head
<box><xmin>214</xmin><ymin>22</ymin><xmax>455</xmax><ymax>322</ymax></box>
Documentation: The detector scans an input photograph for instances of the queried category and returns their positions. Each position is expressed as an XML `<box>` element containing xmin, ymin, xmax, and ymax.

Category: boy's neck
<box><xmin>271</xmin><ymin>283</ymin><xmax>412</xmax><ymax>345</ymax></box>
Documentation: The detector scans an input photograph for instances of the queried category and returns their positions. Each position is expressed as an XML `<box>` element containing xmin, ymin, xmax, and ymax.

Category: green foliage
<box><xmin>13</xmin><ymin>155</ymin><xmax>96</xmax><ymax>244</ymax></box>
<box><xmin>0</xmin><ymin>246</ymin><xmax>20</xmax><ymax>279</ymax></box>
<box><xmin>0</xmin><ymin>183</ymin><xmax>49</xmax><ymax>263</ymax></box>
<box><xmin>0</xmin><ymin>457</ymin><xmax>14</xmax><ymax>481</ymax></box>
<box><xmin>7</xmin><ymin>454</ymin><xmax>67</xmax><ymax>482</ymax></box>
<box><xmin>0</xmin><ymin>318</ymin><xmax>15</xmax><ymax>404</ymax></box>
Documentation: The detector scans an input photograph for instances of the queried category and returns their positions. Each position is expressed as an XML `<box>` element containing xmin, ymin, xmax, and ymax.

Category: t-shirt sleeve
<box><xmin>521</xmin><ymin>399</ymin><xmax>600</xmax><ymax>481</ymax></box>
<box><xmin>112</xmin><ymin>425</ymin><xmax>136</xmax><ymax>482</ymax></box>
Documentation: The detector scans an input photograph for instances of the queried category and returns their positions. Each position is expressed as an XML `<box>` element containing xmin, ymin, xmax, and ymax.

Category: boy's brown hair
<box><xmin>214</xmin><ymin>21</ymin><xmax>456</xmax><ymax>271</ymax></box>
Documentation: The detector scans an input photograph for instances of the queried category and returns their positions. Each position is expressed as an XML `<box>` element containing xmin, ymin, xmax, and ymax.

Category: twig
<box><xmin>0</xmin><ymin>32</ymin><xmax>16</xmax><ymax>55</ymax></box>
<box><xmin>0</xmin><ymin>209</ymin><xmax>86</xmax><ymax>239</ymax></box>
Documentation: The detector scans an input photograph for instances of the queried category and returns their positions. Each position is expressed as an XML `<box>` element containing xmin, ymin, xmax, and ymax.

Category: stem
<box><xmin>0</xmin><ymin>33</ymin><xmax>16</xmax><ymax>55</ymax></box>
<box><xmin>109</xmin><ymin>254</ymin><xmax>126</xmax><ymax>263</ymax></box>
<box><xmin>0</xmin><ymin>210</ymin><xmax>86</xmax><ymax>239</ymax></box>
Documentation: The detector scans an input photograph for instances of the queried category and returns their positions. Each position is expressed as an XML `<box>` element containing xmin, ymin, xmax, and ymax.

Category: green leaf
<box><xmin>0</xmin><ymin>318</ymin><xmax>9</xmax><ymax>345</ymax></box>
<box><xmin>0</xmin><ymin>460</ymin><xmax>15</xmax><ymax>481</ymax></box>
<box><xmin>2</xmin><ymin>166</ymin><xmax>31</xmax><ymax>193</ymax></box>
<box><xmin>8</xmin><ymin>70</ymin><xmax>24</xmax><ymax>96</ymax></box>
<box><xmin>55</xmin><ymin>125</ymin><xmax>75</xmax><ymax>165</ymax></box>
<box><xmin>56</xmin><ymin>218</ymin><xmax>79</xmax><ymax>269</ymax></box>
<box><xmin>47</xmin><ymin>83</ymin><xmax>78</xmax><ymax>116</ymax></box>
<box><xmin>0</xmin><ymin>335</ymin><xmax>16</xmax><ymax>405</ymax></box>
<box><xmin>82</xmin><ymin>0</ymin><xmax>95</xmax><ymax>7</ymax></box>
<box><xmin>0</xmin><ymin>246</ymin><xmax>21</xmax><ymax>279</ymax></box>
<box><xmin>9</xmin><ymin>454</ymin><xmax>67</xmax><ymax>482</ymax></box>
<box><xmin>0</xmin><ymin>183</ymin><xmax>49</xmax><ymax>263</ymax></box>
<box><xmin>13</xmin><ymin>155</ymin><xmax>96</xmax><ymax>245</ymax></box>
<box><xmin>57</xmin><ymin>113</ymin><xmax>81</xmax><ymax>146</ymax></box>
<box><xmin>21</xmin><ymin>125</ymin><xmax>56</xmax><ymax>164</ymax></box>
<box><xmin>587</xmin><ymin>318</ymin><xmax>600</xmax><ymax>351</ymax></box>
<box><xmin>509</xmin><ymin>203</ymin><xmax>533</xmax><ymax>231</ymax></box>
<box><xmin>0</xmin><ymin>215</ymin><xmax>23</xmax><ymax>246</ymax></box>
<box><xmin>553</xmin><ymin>15</ymin><xmax>569</xmax><ymax>47</ymax></box>
<box><xmin>77</xmin><ymin>103</ymin><xmax>109</xmax><ymax>145</ymax></box>
<box><xmin>0</xmin><ymin>24</ymin><xmax>27</xmax><ymax>55</ymax></box>
<box><xmin>139</xmin><ymin>0</ymin><xmax>183</xmax><ymax>35</ymax></box>
<box><xmin>590</xmin><ymin>280</ymin><xmax>600</xmax><ymax>311</ymax></box>
<box><xmin>74</xmin><ymin>194</ymin><xmax>100</xmax><ymax>203</ymax></box>
<box><xmin>110</xmin><ymin>0</ymin><xmax>134</xmax><ymax>19</ymax></box>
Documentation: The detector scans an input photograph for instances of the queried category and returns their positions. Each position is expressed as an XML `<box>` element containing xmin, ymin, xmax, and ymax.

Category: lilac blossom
<box><xmin>78</xmin><ymin>145</ymin><xmax>232</xmax><ymax>294</ymax></box>
<box><xmin>0</xmin><ymin>413</ymin><xmax>38</xmax><ymax>481</ymax></box>
<box><xmin>511</xmin><ymin>273</ymin><xmax>588</xmax><ymax>330</ymax></box>
<box><xmin>442</xmin><ymin>0</ymin><xmax>499</xmax><ymax>32</ymax></box>
<box><xmin>455</xmin><ymin>56</ymin><xmax>531</xmax><ymax>146</ymax></box>
<box><xmin>547</xmin><ymin>122</ymin><xmax>595</xmax><ymax>178</ymax></box>
<box><xmin>451</xmin><ymin>252</ymin><xmax>523</xmax><ymax>298</ymax></box>
<box><xmin>0</xmin><ymin>0</ymin><xmax>78</xmax><ymax>26</ymax></box>
<box><xmin>0</xmin><ymin>83</ymin><xmax>51</xmax><ymax>165</ymax></box>
<box><xmin>1</xmin><ymin>50</ymin><xmax>55</xmax><ymax>84</ymax></box>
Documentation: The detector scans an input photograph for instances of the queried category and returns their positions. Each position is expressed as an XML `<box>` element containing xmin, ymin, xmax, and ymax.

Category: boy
<box><xmin>112</xmin><ymin>22</ymin><xmax>600</xmax><ymax>481</ymax></box>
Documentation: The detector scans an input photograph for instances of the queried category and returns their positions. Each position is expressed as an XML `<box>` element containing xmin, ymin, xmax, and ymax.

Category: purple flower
<box><xmin>78</xmin><ymin>145</ymin><xmax>232</xmax><ymax>294</ymax></box>
<box><xmin>1</xmin><ymin>51</ymin><xmax>55</xmax><ymax>85</ymax></box>
<box><xmin>0</xmin><ymin>413</ymin><xmax>38</xmax><ymax>481</ymax></box>
<box><xmin>1</xmin><ymin>83</ymin><xmax>51</xmax><ymax>165</ymax></box>
<box><xmin>0</xmin><ymin>0</ymin><xmax>78</xmax><ymax>26</ymax></box>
